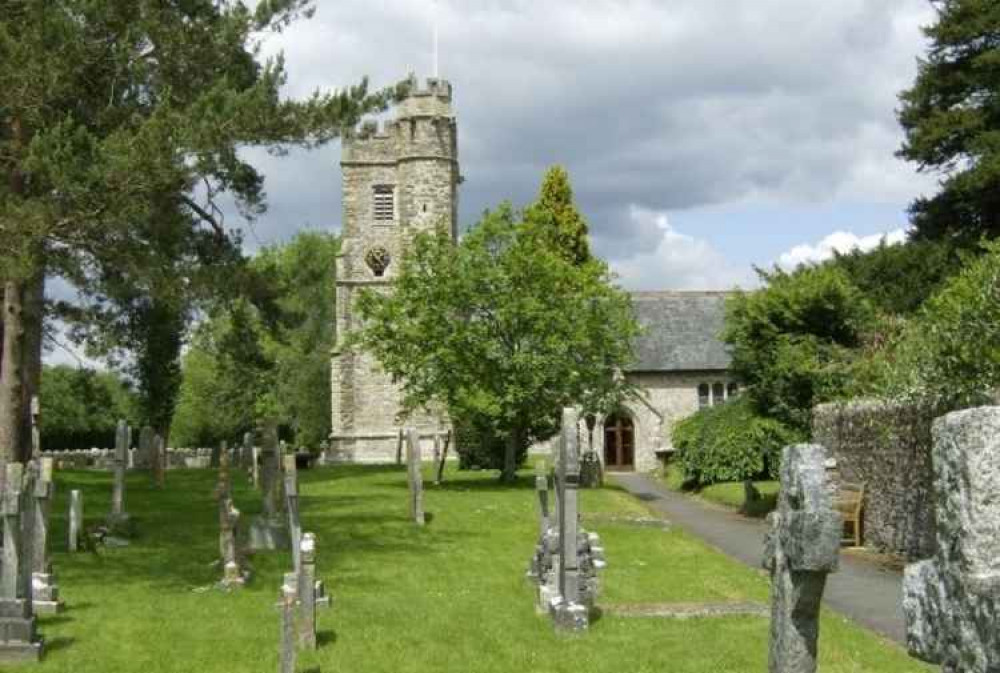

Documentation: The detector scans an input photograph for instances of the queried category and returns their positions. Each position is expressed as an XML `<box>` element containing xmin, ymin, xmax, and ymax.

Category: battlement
<box><xmin>403</xmin><ymin>75</ymin><xmax>453</xmax><ymax>101</ymax></box>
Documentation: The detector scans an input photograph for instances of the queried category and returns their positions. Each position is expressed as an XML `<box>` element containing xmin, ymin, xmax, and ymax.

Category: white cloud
<box><xmin>609</xmin><ymin>206</ymin><xmax>757</xmax><ymax>291</ymax></box>
<box><xmin>777</xmin><ymin>228</ymin><xmax>908</xmax><ymax>269</ymax></box>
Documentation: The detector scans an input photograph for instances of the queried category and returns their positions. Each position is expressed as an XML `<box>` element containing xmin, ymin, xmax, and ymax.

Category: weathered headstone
<box><xmin>215</xmin><ymin>442</ymin><xmax>246</xmax><ymax>589</ymax></box>
<box><xmin>31</xmin><ymin>457</ymin><xmax>63</xmax><ymax>614</ymax></box>
<box><xmin>281</xmin><ymin>532</ymin><xmax>331</xmax><ymax>653</ymax></box>
<box><xmin>763</xmin><ymin>443</ymin><xmax>841</xmax><ymax>673</ymax></box>
<box><xmin>30</xmin><ymin>396</ymin><xmax>41</xmax><ymax>459</ymax></box>
<box><xmin>278</xmin><ymin>581</ymin><xmax>297</xmax><ymax>673</ymax></box>
<box><xmin>903</xmin><ymin>406</ymin><xmax>1000</xmax><ymax>673</ymax></box>
<box><xmin>0</xmin><ymin>463</ymin><xmax>44</xmax><ymax>662</ymax></box>
<box><xmin>284</xmin><ymin>454</ymin><xmax>302</xmax><ymax>573</ymax></box>
<box><xmin>137</xmin><ymin>426</ymin><xmax>155</xmax><ymax>470</ymax></box>
<box><xmin>551</xmin><ymin>407</ymin><xmax>587</xmax><ymax>631</ymax></box>
<box><xmin>405</xmin><ymin>428</ymin><xmax>425</xmax><ymax>525</ymax></box>
<box><xmin>107</xmin><ymin>420</ymin><xmax>131</xmax><ymax>534</ymax></box>
<box><xmin>68</xmin><ymin>490</ymin><xmax>83</xmax><ymax>553</ymax></box>
<box><xmin>249</xmin><ymin>421</ymin><xmax>290</xmax><ymax>551</ymax></box>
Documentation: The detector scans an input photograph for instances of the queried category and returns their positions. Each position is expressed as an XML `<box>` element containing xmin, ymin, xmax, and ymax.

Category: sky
<box><xmin>234</xmin><ymin>0</ymin><xmax>941</xmax><ymax>291</ymax></box>
<box><xmin>46</xmin><ymin>0</ymin><xmax>944</xmax><ymax>365</ymax></box>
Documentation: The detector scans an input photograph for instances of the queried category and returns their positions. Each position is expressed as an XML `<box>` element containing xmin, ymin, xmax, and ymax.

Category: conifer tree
<box><xmin>525</xmin><ymin>166</ymin><xmax>592</xmax><ymax>265</ymax></box>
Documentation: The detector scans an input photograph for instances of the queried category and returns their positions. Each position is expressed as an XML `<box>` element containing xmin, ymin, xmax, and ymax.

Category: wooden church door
<box><xmin>603</xmin><ymin>413</ymin><xmax>635</xmax><ymax>471</ymax></box>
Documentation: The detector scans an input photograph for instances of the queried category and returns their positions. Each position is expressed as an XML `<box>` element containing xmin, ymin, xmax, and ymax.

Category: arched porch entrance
<box><xmin>603</xmin><ymin>412</ymin><xmax>635</xmax><ymax>471</ymax></box>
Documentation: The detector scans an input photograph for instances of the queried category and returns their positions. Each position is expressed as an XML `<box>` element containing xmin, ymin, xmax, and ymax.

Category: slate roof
<box><xmin>628</xmin><ymin>291</ymin><xmax>733</xmax><ymax>372</ymax></box>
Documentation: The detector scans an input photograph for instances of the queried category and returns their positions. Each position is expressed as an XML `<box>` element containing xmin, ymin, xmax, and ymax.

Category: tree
<box><xmin>39</xmin><ymin>365</ymin><xmax>139</xmax><ymax>451</ymax></box>
<box><xmin>524</xmin><ymin>166</ymin><xmax>592</xmax><ymax>265</ymax></box>
<box><xmin>0</xmin><ymin>1</ymin><xmax>401</xmax><ymax>462</ymax></box>
<box><xmin>353</xmin><ymin>202</ymin><xmax>638</xmax><ymax>482</ymax></box>
<box><xmin>897</xmin><ymin>0</ymin><xmax>1000</xmax><ymax>243</ymax></box>
<box><xmin>723</xmin><ymin>265</ymin><xmax>875</xmax><ymax>433</ymax></box>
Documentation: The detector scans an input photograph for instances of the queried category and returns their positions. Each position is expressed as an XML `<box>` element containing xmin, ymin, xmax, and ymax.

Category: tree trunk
<box><xmin>501</xmin><ymin>425</ymin><xmax>521</xmax><ymax>483</ymax></box>
<box><xmin>0</xmin><ymin>279</ymin><xmax>28</xmax><ymax>465</ymax></box>
<box><xmin>21</xmin><ymin>268</ymin><xmax>44</xmax><ymax>456</ymax></box>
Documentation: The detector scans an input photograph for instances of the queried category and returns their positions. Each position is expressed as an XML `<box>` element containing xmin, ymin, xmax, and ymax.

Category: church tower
<box><xmin>330</xmin><ymin>76</ymin><xmax>459</xmax><ymax>462</ymax></box>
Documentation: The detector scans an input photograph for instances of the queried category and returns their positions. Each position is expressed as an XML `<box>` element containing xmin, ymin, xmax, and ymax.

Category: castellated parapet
<box><xmin>330</xmin><ymin>77</ymin><xmax>459</xmax><ymax>463</ymax></box>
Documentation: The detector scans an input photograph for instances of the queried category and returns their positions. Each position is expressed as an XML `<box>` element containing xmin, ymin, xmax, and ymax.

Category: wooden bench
<box><xmin>833</xmin><ymin>482</ymin><xmax>865</xmax><ymax>547</ymax></box>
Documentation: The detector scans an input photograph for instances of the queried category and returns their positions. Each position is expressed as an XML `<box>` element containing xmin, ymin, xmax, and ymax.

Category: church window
<box><xmin>698</xmin><ymin>384</ymin><xmax>710</xmax><ymax>408</ymax></box>
<box><xmin>365</xmin><ymin>247</ymin><xmax>391</xmax><ymax>277</ymax></box>
<box><xmin>373</xmin><ymin>185</ymin><xmax>395</xmax><ymax>222</ymax></box>
<box><xmin>712</xmin><ymin>382</ymin><xmax>725</xmax><ymax>405</ymax></box>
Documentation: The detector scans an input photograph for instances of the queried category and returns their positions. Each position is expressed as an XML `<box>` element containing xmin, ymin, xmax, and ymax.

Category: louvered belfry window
<box><xmin>373</xmin><ymin>185</ymin><xmax>395</xmax><ymax>222</ymax></box>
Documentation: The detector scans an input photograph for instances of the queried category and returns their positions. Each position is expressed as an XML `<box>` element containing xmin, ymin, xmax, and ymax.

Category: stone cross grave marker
<box><xmin>248</xmin><ymin>421</ymin><xmax>290</xmax><ymax>551</ymax></box>
<box><xmin>31</xmin><ymin>457</ymin><xmax>62</xmax><ymax>614</ymax></box>
<box><xmin>405</xmin><ymin>428</ymin><xmax>425</xmax><ymax>525</ymax></box>
<box><xmin>551</xmin><ymin>407</ymin><xmax>588</xmax><ymax>632</ymax></box>
<box><xmin>903</xmin><ymin>406</ymin><xmax>1000</xmax><ymax>673</ymax></box>
<box><xmin>0</xmin><ymin>462</ymin><xmax>43</xmax><ymax>663</ymax></box>
<box><xmin>215</xmin><ymin>441</ymin><xmax>245</xmax><ymax>589</ymax></box>
<box><xmin>763</xmin><ymin>443</ymin><xmax>841</xmax><ymax>673</ymax></box>
<box><xmin>107</xmin><ymin>420</ymin><xmax>131</xmax><ymax>533</ymax></box>
<box><xmin>68</xmin><ymin>490</ymin><xmax>83</xmax><ymax>553</ymax></box>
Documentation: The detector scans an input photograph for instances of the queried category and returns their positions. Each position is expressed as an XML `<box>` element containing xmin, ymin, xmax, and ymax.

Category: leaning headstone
<box><xmin>215</xmin><ymin>442</ymin><xmax>246</xmax><ymax>589</ymax></box>
<box><xmin>107</xmin><ymin>420</ymin><xmax>132</xmax><ymax>535</ymax></box>
<box><xmin>763</xmin><ymin>443</ymin><xmax>841</xmax><ymax>673</ymax></box>
<box><xmin>278</xmin><ymin>581</ymin><xmax>297</xmax><ymax>673</ymax></box>
<box><xmin>248</xmin><ymin>421</ymin><xmax>290</xmax><ymax>551</ymax></box>
<box><xmin>31</xmin><ymin>457</ymin><xmax>63</xmax><ymax>614</ymax></box>
<box><xmin>903</xmin><ymin>406</ymin><xmax>1000</xmax><ymax>672</ymax></box>
<box><xmin>68</xmin><ymin>490</ymin><xmax>83</xmax><ymax>553</ymax></box>
<box><xmin>405</xmin><ymin>428</ymin><xmax>425</xmax><ymax>525</ymax></box>
<box><xmin>0</xmin><ymin>462</ymin><xmax>44</xmax><ymax>663</ymax></box>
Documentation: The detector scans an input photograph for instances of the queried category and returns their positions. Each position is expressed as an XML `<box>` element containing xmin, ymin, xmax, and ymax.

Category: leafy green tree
<box><xmin>524</xmin><ymin>166</ymin><xmax>592</xmax><ymax>265</ymax></box>
<box><xmin>353</xmin><ymin>202</ymin><xmax>638</xmax><ymax>482</ymax></box>
<box><xmin>724</xmin><ymin>265</ymin><xmax>875</xmax><ymax>433</ymax></box>
<box><xmin>39</xmin><ymin>365</ymin><xmax>139</xmax><ymax>450</ymax></box>
<box><xmin>0</xmin><ymin>0</ymin><xmax>400</xmax><ymax>462</ymax></box>
<box><xmin>897</xmin><ymin>0</ymin><xmax>1000</xmax><ymax>243</ymax></box>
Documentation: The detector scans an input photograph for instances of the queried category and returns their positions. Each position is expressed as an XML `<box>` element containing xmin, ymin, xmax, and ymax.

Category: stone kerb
<box><xmin>903</xmin><ymin>406</ymin><xmax>1000</xmax><ymax>672</ymax></box>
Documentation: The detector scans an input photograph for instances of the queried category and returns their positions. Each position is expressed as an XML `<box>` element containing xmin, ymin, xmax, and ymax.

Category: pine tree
<box><xmin>897</xmin><ymin>0</ymin><xmax>1000</xmax><ymax>243</ymax></box>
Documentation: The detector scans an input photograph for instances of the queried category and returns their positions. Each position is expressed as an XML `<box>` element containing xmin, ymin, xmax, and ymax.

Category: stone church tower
<box><xmin>329</xmin><ymin>76</ymin><xmax>459</xmax><ymax>462</ymax></box>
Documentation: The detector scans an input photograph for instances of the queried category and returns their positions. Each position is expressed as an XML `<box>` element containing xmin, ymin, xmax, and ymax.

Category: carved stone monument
<box><xmin>215</xmin><ymin>444</ymin><xmax>246</xmax><ymax>589</ymax></box>
<box><xmin>0</xmin><ymin>463</ymin><xmax>43</xmax><ymax>662</ymax></box>
<box><xmin>763</xmin><ymin>443</ymin><xmax>841</xmax><ymax>673</ymax></box>
<box><xmin>903</xmin><ymin>406</ymin><xmax>1000</xmax><ymax>673</ymax></box>
<box><xmin>107</xmin><ymin>420</ymin><xmax>132</xmax><ymax>534</ymax></box>
<box><xmin>68</xmin><ymin>490</ymin><xmax>83</xmax><ymax>553</ymax></box>
<box><xmin>248</xmin><ymin>421</ymin><xmax>290</xmax><ymax>551</ymax></box>
<box><xmin>31</xmin><ymin>457</ymin><xmax>62</xmax><ymax>614</ymax></box>
<box><xmin>405</xmin><ymin>428</ymin><xmax>425</xmax><ymax>526</ymax></box>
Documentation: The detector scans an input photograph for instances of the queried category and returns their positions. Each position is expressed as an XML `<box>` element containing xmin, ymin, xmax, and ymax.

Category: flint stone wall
<box><xmin>813</xmin><ymin>400</ymin><xmax>937</xmax><ymax>560</ymax></box>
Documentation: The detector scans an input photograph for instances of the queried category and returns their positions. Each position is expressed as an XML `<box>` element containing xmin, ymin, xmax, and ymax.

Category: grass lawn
<box><xmin>661</xmin><ymin>463</ymin><xmax>779</xmax><ymax>518</ymax></box>
<box><xmin>26</xmin><ymin>464</ymin><xmax>928</xmax><ymax>672</ymax></box>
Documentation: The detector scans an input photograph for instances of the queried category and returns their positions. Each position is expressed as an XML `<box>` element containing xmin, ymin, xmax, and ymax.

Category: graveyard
<box><xmin>6</xmin><ymin>460</ymin><xmax>928</xmax><ymax>673</ymax></box>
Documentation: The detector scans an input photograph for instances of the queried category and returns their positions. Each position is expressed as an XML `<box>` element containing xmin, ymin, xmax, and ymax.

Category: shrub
<box><xmin>672</xmin><ymin>397</ymin><xmax>803</xmax><ymax>487</ymax></box>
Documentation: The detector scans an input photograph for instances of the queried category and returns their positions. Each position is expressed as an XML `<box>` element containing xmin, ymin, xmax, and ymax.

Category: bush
<box><xmin>672</xmin><ymin>397</ymin><xmax>803</xmax><ymax>487</ymax></box>
<box><xmin>454</xmin><ymin>414</ymin><xmax>531</xmax><ymax>471</ymax></box>
<box><xmin>880</xmin><ymin>241</ymin><xmax>1000</xmax><ymax>408</ymax></box>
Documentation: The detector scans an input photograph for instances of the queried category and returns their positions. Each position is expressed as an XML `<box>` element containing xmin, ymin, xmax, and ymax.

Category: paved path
<box><xmin>611</xmin><ymin>472</ymin><xmax>906</xmax><ymax>644</ymax></box>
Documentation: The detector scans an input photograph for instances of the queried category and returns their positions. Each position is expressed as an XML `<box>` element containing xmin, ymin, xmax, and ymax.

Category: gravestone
<box><xmin>284</xmin><ymin>455</ymin><xmax>302</xmax><ymax>574</ymax></box>
<box><xmin>532</xmin><ymin>409</ymin><xmax>606</xmax><ymax>632</ymax></box>
<box><xmin>248</xmin><ymin>422</ymin><xmax>290</xmax><ymax>551</ymax></box>
<box><xmin>281</xmin><ymin>532</ymin><xmax>331</xmax><ymax>653</ymax></box>
<box><xmin>0</xmin><ymin>463</ymin><xmax>44</xmax><ymax>662</ymax></box>
<box><xmin>278</xmin><ymin>581</ymin><xmax>297</xmax><ymax>673</ymax></box>
<box><xmin>107</xmin><ymin>420</ymin><xmax>131</xmax><ymax>534</ymax></box>
<box><xmin>903</xmin><ymin>406</ymin><xmax>1000</xmax><ymax>672</ymax></box>
<box><xmin>68</xmin><ymin>490</ymin><xmax>83</xmax><ymax>553</ymax></box>
<box><xmin>31</xmin><ymin>458</ymin><xmax>62</xmax><ymax>614</ymax></box>
<box><xmin>763</xmin><ymin>443</ymin><xmax>841</xmax><ymax>673</ymax></box>
<box><xmin>30</xmin><ymin>396</ymin><xmax>40</xmax><ymax>459</ymax></box>
<box><xmin>137</xmin><ymin>426</ymin><xmax>155</xmax><ymax>470</ymax></box>
<box><xmin>405</xmin><ymin>428</ymin><xmax>425</xmax><ymax>525</ymax></box>
<box><xmin>215</xmin><ymin>442</ymin><xmax>246</xmax><ymax>589</ymax></box>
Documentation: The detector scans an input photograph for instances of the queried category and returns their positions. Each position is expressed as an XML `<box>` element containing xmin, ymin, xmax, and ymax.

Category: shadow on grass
<box><xmin>45</xmin><ymin>636</ymin><xmax>76</xmax><ymax>654</ymax></box>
